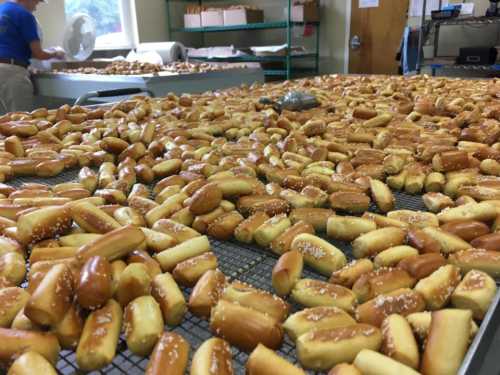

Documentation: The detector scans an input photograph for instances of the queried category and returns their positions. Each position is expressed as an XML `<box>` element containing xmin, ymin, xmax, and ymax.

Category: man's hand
<box><xmin>30</xmin><ymin>41</ymin><xmax>66</xmax><ymax>60</ymax></box>
<box><xmin>51</xmin><ymin>47</ymin><xmax>66</xmax><ymax>60</ymax></box>
<box><xmin>52</xmin><ymin>50</ymin><xmax>66</xmax><ymax>60</ymax></box>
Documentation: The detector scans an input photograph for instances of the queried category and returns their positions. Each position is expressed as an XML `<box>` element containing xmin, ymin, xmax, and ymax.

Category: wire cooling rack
<box><xmin>4</xmin><ymin>171</ymin><xmax>468</xmax><ymax>375</ymax></box>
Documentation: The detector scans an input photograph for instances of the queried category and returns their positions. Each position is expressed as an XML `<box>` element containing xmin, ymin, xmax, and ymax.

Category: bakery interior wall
<box><xmin>0</xmin><ymin>0</ymin><xmax>66</xmax><ymax>47</ymax></box>
<box><xmin>28</xmin><ymin>0</ymin><xmax>350</xmax><ymax>74</ymax></box>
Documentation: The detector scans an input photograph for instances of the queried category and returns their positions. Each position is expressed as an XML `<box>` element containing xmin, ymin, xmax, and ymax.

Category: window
<box><xmin>64</xmin><ymin>0</ymin><xmax>137</xmax><ymax>49</ymax></box>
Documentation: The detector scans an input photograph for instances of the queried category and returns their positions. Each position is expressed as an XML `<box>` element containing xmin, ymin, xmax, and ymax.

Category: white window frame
<box><xmin>65</xmin><ymin>0</ymin><xmax>139</xmax><ymax>51</ymax></box>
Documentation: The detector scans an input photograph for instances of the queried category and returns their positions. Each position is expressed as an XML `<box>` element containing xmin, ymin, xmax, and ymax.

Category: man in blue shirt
<box><xmin>0</xmin><ymin>0</ymin><xmax>64</xmax><ymax>113</ymax></box>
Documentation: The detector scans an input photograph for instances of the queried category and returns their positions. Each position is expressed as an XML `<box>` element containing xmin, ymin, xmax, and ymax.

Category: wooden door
<box><xmin>349</xmin><ymin>0</ymin><xmax>409</xmax><ymax>74</ymax></box>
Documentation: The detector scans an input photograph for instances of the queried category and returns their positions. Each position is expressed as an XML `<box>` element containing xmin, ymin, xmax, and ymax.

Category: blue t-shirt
<box><xmin>0</xmin><ymin>2</ymin><xmax>39</xmax><ymax>65</ymax></box>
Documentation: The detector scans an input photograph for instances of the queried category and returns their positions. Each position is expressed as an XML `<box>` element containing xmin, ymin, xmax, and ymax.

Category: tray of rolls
<box><xmin>0</xmin><ymin>74</ymin><xmax>500</xmax><ymax>375</ymax></box>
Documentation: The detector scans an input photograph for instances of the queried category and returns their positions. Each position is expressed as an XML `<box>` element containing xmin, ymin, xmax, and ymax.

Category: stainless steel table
<box><xmin>32</xmin><ymin>67</ymin><xmax>265</xmax><ymax>108</ymax></box>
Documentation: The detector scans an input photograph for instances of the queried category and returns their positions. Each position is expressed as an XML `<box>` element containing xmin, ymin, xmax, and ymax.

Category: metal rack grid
<box><xmin>7</xmin><ymin>172</ymin><xmax>496</xmax><ymax>374</ymax></box>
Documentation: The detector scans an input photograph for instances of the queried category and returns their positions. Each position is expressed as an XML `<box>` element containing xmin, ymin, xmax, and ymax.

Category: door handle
<box><xmin>350</xmin><ymin>35</ymin><xmax>361</xmax><ymax>50</ymax></box>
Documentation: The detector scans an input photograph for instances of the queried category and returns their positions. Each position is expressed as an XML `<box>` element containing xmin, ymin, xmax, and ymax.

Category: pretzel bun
<box><xmin>329</xmin><ymin>192</ymin><xmax>370</xmax><ymax>214</ymax></box>
<box><xmin>440</xmin><ymin>220</ymin><xmax>490</xmax><ymax>242</ymax></box>
<box><xmin>296</xmin><ymin>324</ymin><xmax>382</xmax><ymax>370</ymax></box>
<box><xmin>115</xmin><ymin>263</ymin><xmax>152</xmax><ymax>307</ymax></box>
<box><xmin>151</xmin><ymin>272</ymin><xmax>186</xmax><ymax>326</ymax></box>
<box><xmin>222</xmin><ymin>281</ymin><xmax>289</xmax><ymax>322</ymax></box>
<box><xmin>397</xmin><ymin>253</ymin><xmax>447</xmax><ymax>280</ymax></box>
<box><xmin>451</xmin><ymin>270</ymin><xmax>497</xmax><ymax>320</ymax></box>
<box><xmin>437</xmin><ymin>202</ymin><xmax>497</xmax><ymax>223</ymax></box>
<box><xmin>0</xmin><ymin>252</ymin><xmax>26</xmax><ymax>287</ymax></box>
<box><xmin>362</xmin><ymin>212</ymin><xmax>408</xmax><ymax>230</ymax></box>
<box><xmin>254</xmin><ymin>214</ymin><xmax>291</xmax><ymax>247</ymax></box>
<box><xmin>353</xmin><ymin>349</ymin><xmax>420</xmax><ymax>375</ymax></box>
<box><xmin>17</xmin><ymin>206</ymin><xmax>72</xmax><ymax>245</ymax></box>
<box><xmin>387</xmin><ymin>210</ymin><xmax>438</xmax><ymax>229</ymax></box>
<box><xmin>188</xmin><ymin>269</ymin><xmax>227</xmax><ymax>318</ymax></box>
<box><xmin>189</xmin><ymin>183</ymin><xmax>223</xmax><ymax>215</ymax></box>
<box><xmin>291</xmin><ymin>279</ymin><xmax>357</xmax><ymax>314</ymax></box>
<box><xmin>270</xmin><ymin>221</ymin><xmax>315</xmax><ymax>255</ymax></box>
<box><xmin>328</xmin><ymin>363</ymin><xmax>362</xmax><ymax>375</ymax></box>
<box><xmin>422</xmin><ymin>192</ymin><xmax>454</xmax><ymax>213</ymax></box>
<box><xmin>155</xmin><ymin>235</ymin><xmax>210</xmax><ymax>272</ymax></box>
<box><xmin>172</xmin><ymin>252</ymin><xmax>218</xmax><ymax>287</ymax></box>
<box><xmin>69</xmin><ymin>201</ymin><xmax>121</xmax><ymax>234</ymax></box>
<box><xmin>206</xmin><ymin>211</ymin><xmax>244</xmax><ymax>240</ymax></box>
<box><xmin>0</xmin><ymin>328</ymin><xmax>60</xmax><ymax>366</ymax></box>
<box><xmin>326</xmin><ymin>216</ymin><xmax>376</xmax><ymax>242</ymax></box>
<box><xmin>291</xmin><ymin>233</ymin><xmax>347</xmax><ymax>276</ymax></box>
<box><xmin>355</xmin><ymin>289</ymin><xmax>426</xmax><ymax>327</ymax></box>
<box><xmin>76</xmin><ymin>256</ymin><xmax>112</xmax><ymax>310</ymax></box>
<box><xmin>406</xmin><ymin>229</ymin><xmax>442</xmax><ymax>254</ymax></box>
<box><xmin>414</xmin><ymin>265</ymin><xmax>461</xmax><ymax>310</ymax></box>
<box><xmin>272</xmin><ymin>250</ymin><xmax>303</xmax><ymax>296</ymax></box>
<box><xmin>370</xmin><ymin>179</ymin><xmax>395</xmax><ymax>213</ymax></box>
<box><xmin>352</xmin><ymin>268</ymin><xmax>416</xmax><ymax>303</ymax></box>
<box><xmin>52</xmin><ymin>304</ymin><xmax>83</xmax><ymax>350</ymax></box>
<box><xmin>421</xmin><ymin>309</ymin><xmax>472</xmax><ymax>375</ymax></box>
<box><xmin>25</xmin><ymin>263</ymin><xmax>73</xmax><ymax>327</ymax></box>
<box><xmin>190</xmin><ymin>337</ymin><xmax>234</xmax><ymax>375</ymax></box>
<box><xmin>234</xmin><ymin>212</ymin><xmax>270</xmax><ymax>244</ymax></box>
<box><xmin>246</xmin><ymin>344</ymin><xmax>305</xmax><ymax>375</ymax></box>
<box><xmin>123</xmin><ymin>296</ymin><xmax>164</xmax><ymax>356</ymax></box>
<box><xmin>76</xmin><ymin>225</ymin><xmax>145</xmax><ymax>264</ymax></box>
<box><xmin>405</xmin><ymin>311</ymin><xmax>478</xmax><ymax>342</ymax></box>
<box><xmin>0</xmin><ymin>287</ymin><xmax>30</xmax><ymax>328</ymax></box>
<box><xmin>380</xmin><ymin>314</ymin><xmax>419</xmax><ymax>369</ymax></box>
<box><xmin>352</xmin><ymin>228</ymin><xmax>406</xmax><ymax>259</ymax></box>
<box><xmin>329</xmin><ymin>259</ymin><xmax>374</xmax><ymax>288</ymax></box>
<box><xmin>373</xmin><ymin>246</ymin><xmax>419</xmax><ymax>268</ymax></box>
<box><xmin>283</xmin><ymin>306</ymin><xmax>356</xmax><ymax>341</ymax></box>
<box><xmin>470</xmin><ymin>232</ymin><xmax>500</xmax><ymax>251</ymax></box>
<box><xmin>76</xmin><ymin>299</ymin><xmax>122</xmax><ymax>371</ymax></box>
<box><xmin>7</xmin><ymin>351</ymin><xmax>57</xmax><ymax>375</ymax></box>
<box><xmin>210</xmin><ymin>300</ymin><xmax>283</xmax><ymax>351</ymax></box>
<box><xmin>449</xmin><ymin>249</ymin><xmax>500</xmax><ymax>277</ymax></box>
<box><xmin>59</xmin><ymin>233</ymin><xmax>102</xmax><ymax>247</ymax></box>
<box><xmin>421</xmin><ymin>227</ymin><xmax>470</xmax><ymax>254</ymax></box>
<box><xmin>145</xmin><ymin>332</ymin><xmax>189</xmax><ymax>375</ymax></box>
<box><xmin>289</xmin><ymin>208</ymin><xmax>335</xmax><ymax>232</ymax></box>
<box><xmin>237</xmin><ymin>196</ymin><xmax>290</xmax><ymax>217</ymax></box>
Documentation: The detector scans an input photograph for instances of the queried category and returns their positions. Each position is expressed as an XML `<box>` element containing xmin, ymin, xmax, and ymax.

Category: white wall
<box><xmin>134</xmin><ymin>0</ymin><xmax>169</xmax><ymax>43</ymax></box>
<box><xmin>35</xmin><ymin>0</ymin><xmax>66</xmax><ymax>48</ymax></box>
<box><xmin>0</xmin><ymin>0</ymin><xmax>66</xmax><ymax>47</ymax></box>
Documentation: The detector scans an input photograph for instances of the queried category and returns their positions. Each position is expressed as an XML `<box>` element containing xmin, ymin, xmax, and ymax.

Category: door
<box><xmin>349</xmin><ymin>0</ymin><xmax>409</xmax><ymax>74</ymax></box>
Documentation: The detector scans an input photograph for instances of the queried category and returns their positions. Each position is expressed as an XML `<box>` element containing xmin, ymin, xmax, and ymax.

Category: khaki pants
<box><xmin>0</xmin><ymin>63</ymin><xmax>34</xmax><ymax>114</ymax></box>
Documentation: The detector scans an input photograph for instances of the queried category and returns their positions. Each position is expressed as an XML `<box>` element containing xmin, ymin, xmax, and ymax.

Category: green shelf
<box><xmin>264</xmin><ymin>67</ymin><xmax>319</xmax><ymax>77</ymax></box>
<box><xmin>173</xmin><ymin>21</ymin><xmax>319</xmax><ymax>33</ymax></box>
<box><xmin>190</xmin><ymin>53</ymin><xmax>318</xmax><ymax>63</ymax></box>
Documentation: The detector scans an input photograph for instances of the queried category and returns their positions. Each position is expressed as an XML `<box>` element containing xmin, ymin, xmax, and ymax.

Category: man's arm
<box><xmin>30</xmin><ymin>40</ymin><xmax>64</xmax><ymax>60</ymax></box>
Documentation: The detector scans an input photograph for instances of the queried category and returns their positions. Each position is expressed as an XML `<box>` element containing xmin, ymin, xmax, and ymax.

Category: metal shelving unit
<box><xmin>165</xmin><ymin>0</ymin><xmax>321</xmax><ymax>80</ymax></box>
<box><xmin>416</xmin><ymin>0</ymin><xmax>500</xmax><ymax>75</ymax></box>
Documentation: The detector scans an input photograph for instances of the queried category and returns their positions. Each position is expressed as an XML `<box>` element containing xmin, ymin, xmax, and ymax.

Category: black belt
<box><xmin>0</xmin><ymin>58</ymin><xmax>28</xmax><ymax>69</ymax></box>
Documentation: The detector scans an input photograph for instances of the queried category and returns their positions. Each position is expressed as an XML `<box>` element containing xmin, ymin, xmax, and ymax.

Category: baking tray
<box><xmin>6</xmin><ymin>171</ymin><xmax>500</xmax><ymax>375</ymax></box>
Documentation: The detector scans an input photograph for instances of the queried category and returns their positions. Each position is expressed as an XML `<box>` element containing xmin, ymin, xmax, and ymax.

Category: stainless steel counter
<box><xmin>32</xmin><ymin>67</ymin><xmax>265</xmax><ymax>107</ymax></box>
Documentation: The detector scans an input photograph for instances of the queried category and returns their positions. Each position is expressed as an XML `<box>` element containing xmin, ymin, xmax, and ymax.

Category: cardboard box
<box><xmin>223</xmin><ymin>8</ymin><xmax>264</xmax><ymax>26</ymax></box>
<box><xmin>291</xmin><ymin>1</ymin><xmax>319</xmax><ymax>22</ymax></box>
<box><xmin>201</xmin><ymin>10</ymin><xmax>224</xmax><ymax>27</ymax></box>
<box><xmin>184</xmin><ymin>13</ymin><xmax>201</xmax><ymax>28</ymax></box>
